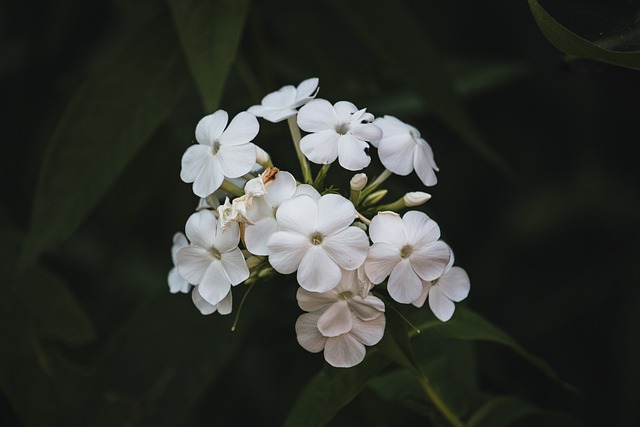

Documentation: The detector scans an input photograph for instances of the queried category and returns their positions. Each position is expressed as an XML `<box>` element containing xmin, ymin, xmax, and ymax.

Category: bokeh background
<box><xmin>2</xmin><ymin>0</ymin><xmax>640</xmax><ymax>426</ymax></box>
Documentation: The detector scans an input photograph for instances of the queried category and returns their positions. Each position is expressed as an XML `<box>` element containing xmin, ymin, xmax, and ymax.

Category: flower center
<box><xmin>209</xmin><ymin>247</ymin><xmax>222</xmax><ymax>260</ymax></box>
<box><xmin>338</xmin><ymin>291</ymin><xmax>352</xmax><ymax>300</ymax></box>
<box><xmin>335</xmin><ymin>122</ymin><xmax>350</xmax><ymax>135</ymax></box>
<box><xmin>311</xmin><ymin>233</ymin><xmax>323</xmax><ymax>245</ymax></box>
<box><xmin>212</xmin><ymin>140</ymin><xmax>221</xmax><ymax>155</ymax></box>
<box><xmin>400</xmin><ymin>244</ymin><xmax>413</xmax><ymax>258</ymax></box>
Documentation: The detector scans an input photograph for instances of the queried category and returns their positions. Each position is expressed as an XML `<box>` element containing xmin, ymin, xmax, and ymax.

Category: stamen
<box><xmin>311</xmin><ymin>233</ymin><xmax>323</xmax><ymax>245</ymax></box>
<box><xmin>335</xmin><ymin>123</ymin><xmax>350</xmax><ymax>135</ymax></box>
<box><xmin>400</xmin><ymin>245</ymin><xmax>413</xmax><ymax>258</ymax></box>
<box><xmin>209</xmin><ymin>247</ymin><xmax>222</xmax><ymax>259</ymax></box>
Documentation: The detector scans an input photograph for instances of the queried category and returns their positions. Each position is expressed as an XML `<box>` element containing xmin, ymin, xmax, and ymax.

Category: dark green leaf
<box><xmin>283</xmin><ymin>351</ymin><xmax>391</xmax><ymax>427</ymax></box>
<box><xmin>414</xmin><ymin>307</ymin><xmax>569</xmax><ymax>388</ymax></box>
<box><xmin>528</xmin><ymin>0</ymin><xmax>640</xmax><ymax>71</ymax></box>
<box><xmin>168</xmin><ymin>0</ymin><xmax>251</xmax><ymax>112</ymax></box>
<box><xmin>19</xmin><ymin>13</ymin><xmax>189</xmax><ymax>270</ymax></box>
<box><xmin>468</xmin><ymin>396</ymin><xmax>541</xmax><ymax>427</ymax></box>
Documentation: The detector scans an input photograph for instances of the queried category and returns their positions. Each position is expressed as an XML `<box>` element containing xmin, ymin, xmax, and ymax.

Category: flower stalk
<box><xmin>287</xmin><ymin>116</ymin><xmax>313</xmax><ymax>184</ymax></box>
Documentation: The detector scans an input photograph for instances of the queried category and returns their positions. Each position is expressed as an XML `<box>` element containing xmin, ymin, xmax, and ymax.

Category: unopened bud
<box><xmin>256</xmin><ymin>146</ymin><xmax>271</xmax><ymax>167</ymax></box>
<box><xmin>258</xmin><ymin>267</ymin><xmax>274</xmax><ymax>279</ymax></box>
<box><xmin>350</xmin><ymin>173</ymin><xmax>368</xmax><ymax>191</ymax></box>
<box><xmin>404</xmin><ymin>191</ymin><xmax>431</xmax><ymax>207</ymax></box>
<box><xmin>362</xmin><ymin>189</ymin><xmax>388</xmax><ymax>207</ymax></box>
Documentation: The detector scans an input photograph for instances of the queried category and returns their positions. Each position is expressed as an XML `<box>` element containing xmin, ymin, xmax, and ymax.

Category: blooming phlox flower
<box><xmin>267</xmin><ymin>193</ymin><xmax>369</xmax><ymax>293</ymax></box>
<box><xmin>372</xmin><ymin>115</ymin><xmax>439</xmax><ymax>187</ymax></box>
<box><xmin>191</xmin><ymin>286</ymin><xmax>233</xmax><ymax>316</ymax></box>
<box><xmin>243</xmin><ymin>170</ymin><xmax>320</xmax><ymax>256</ymax></box>
<box><xmin>248</xmin><ymin>77</ymin><xmax>319</xmax><ymax>123</ymax></box>
<box><xmin>297</xmin><ymin>99</ymin><xmax>382</xmax><ymax>171</ymax></box>
<box><xmin>168</xmin><ymin>232</ymin><xmax>191</xmax><ymax>294</ymax></box>
<box><xmin>412</xmin><ymin>254</ymin><xmax>470</xmax><ymax>321</ymax></box>
<box><xmin>295</xmin><ymin>268</ymin><xmax>386</xmax><ymax>367</ymax></box>
<box><xmin>181</xmin><ymin>110</ymin><xmax>259</xmax><ymax>198</ymax></box>
<box><xmin>176</xmin><ymin>210</ymin><xmax>249</xmax><ymax>306</ymax></box>
<box><xmin>365</xmin><ymin>211</ymin><xmax>451</xmax><ymax>304</ymax></box>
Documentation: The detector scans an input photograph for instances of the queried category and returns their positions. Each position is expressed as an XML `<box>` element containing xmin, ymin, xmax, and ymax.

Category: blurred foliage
<box><xmin>2</xmin><ymin>0</ymin><xmax>640</xmax><ymax>426</ymax></box>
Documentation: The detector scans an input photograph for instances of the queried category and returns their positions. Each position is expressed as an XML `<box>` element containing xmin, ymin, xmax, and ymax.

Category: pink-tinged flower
<box><xmin>181</xmin><ymin>110</ymin><xmax>259</xmax><ymax>198</ymax></box>
<box><xmin>372</xmin><ymin>115</ymin><xmax>438</xmax><ymax>187</ymax></box>
<box><xmin>267</xmin><ymin>194</ymin><xmax>369</xmax><ymax>293</ymax></box>
<box><xmin>191</xmin><ymin>286</ymin><xmax>233</xmax><ymax>316</ymax></box>
<box><xmin>412</xmin><ymin>254</ymin><xmax>470</xmax><ymax>321</ymax></box>
<box><xmin>168</xmin><ymin>232</ymin><xmax>191</xmax><ymax>294</ymax></box>
<box><xmin>176</xmin><ymin>210</ymin><xmax>249</xmax><ymax>306</ymax></box>
<box><xmin>248</xmin><ymin>77</ymin><xmax>319</xmax><ymax>123</ymax></box>
<box><xmin>297</xmin><ymin>99</ymin><xmax>382</xmax><ymax>171</ymax></box>
<box><xmin>365</xmin><ymin>211</ymin><xmax>451</xmax><ymax>304</ymax></box>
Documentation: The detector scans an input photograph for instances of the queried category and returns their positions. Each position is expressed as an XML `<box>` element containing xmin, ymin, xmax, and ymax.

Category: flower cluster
<box><xmin>169</xmin><ymin>78</ymin><xmax>470</xmax><ymax>368</ymax></box>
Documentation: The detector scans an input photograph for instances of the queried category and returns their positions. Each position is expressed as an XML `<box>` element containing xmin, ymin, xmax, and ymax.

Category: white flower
<box><xmin>168</xmin><ymin>232</ymin><xmax>191</xmax><ymax>294</ymax></box>
<box><xmin>248</xmin><ymin>78</ymin><xmax>319</xmax><ymax>123</ymax></box>
<box><xmin>295</xmin><ymin>270</ymin><xmax>386</xmax><ymax>368</ymax></box>
<box><xmin>181</xmin><ymin>110</ymin><xmax>259</xmax><ymax>198</ymax></box>
<box><xmin>176</xmin><ymin>210</ymin><xmax>249</xmax><ymax>306</ymax></box>
<box><xmin>192</xmin><ymin>286</ymin><xmax>233</xmax><ymax>316</ymax></box>
<box><xmin>372</xmin><ymin>115</ymin><xmax>439</xmax><ymax>187</ymax></box>
<box><xmin>297</xmin><ymin>99</ymin><xmax>383</xmax><ymax>171</ymax></box>
<box><xmin>267</xmin><ymin>194</ymin><xmax>369</xmax><ymax>293</ymax></box>
<box><xmin>412</xmin><ymin>255</ymin><xmax>470</xmax><ymax>321</ymax></box>
<box><xmin>364</xmin><ymin>211</ymin><xmax>451</xmax><ymax>304</ymax></box>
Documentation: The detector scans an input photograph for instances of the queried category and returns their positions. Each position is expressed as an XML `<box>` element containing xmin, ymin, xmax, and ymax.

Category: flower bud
<box><xmin>256</xmin><ymin>146</ymin><xmax>271</xmax><ymax>166</ymax></box>
<box><xmin>403</xmin><ymin>191</ymin><xmax>431</xmax><ymax>207</ymax></box>
<box><xmin>362</xmin><ymin>189</ymin><xmax>387</xmax><ymax>207</ymax></box>
<box><xmin>350</xmin><ymin>173</ymin><xmax>368</xmax><ymax>191</ymax></box>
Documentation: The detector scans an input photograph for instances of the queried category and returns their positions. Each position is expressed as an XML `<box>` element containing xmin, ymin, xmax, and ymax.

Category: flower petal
<box><xmin>324</xmin><ymin>334</ymin><xmax>366</xmax><ymax>368</ymax></box>
<box><xmin>295</xmin><ymin>312</ymin><xmax>327</xmax><ymax>353</ymax></box>
<box><xmin>317</xmin><ymin>194</ymin><xmax>356</xmax><ymax>235</ymax></box>
<box><xmin>197</xmin><ymin>261</ymin><xmax>231</xmax><ymax>305</ymax></box>
<box><xmin>276</xmin><ymin>195</ymin><xmax>318</xmax><ymax>236</ymax></box>
<box><xmin>428</xmin><ymin>286</ymin><xmax>456</xmax><ymax>321</ymax></box>
<box><xmin>293</xmin><ymin>184</ymin><xmax>321</xmax><ymax>200</ymax></box>
<box><xmin>180</xmin><ymin>144</ymin><xmax>211</xmax><ymax>183</ymax></box>
<box><xmin>265</xmin><ymin>170</ymin><xmax>297</xmax><ymax>206</ymax></box>
<box><xmin>168</xmin><ymin>267</ymin><xmax>190</xmax><ymax>294</ymax></box>
<box><xmin>216</xmin><ymin>143</ymin><xmax>257</xmax><ymax>178</ymax></box>
<box><xmin>296</xmin><ymin>287</ymin><xmax>338</xmax><ymax>312</ymax></box>
<box><xmin>350</xmin><ymin>123</ymin><xmax>382</xmax><ymax>143</ymax></box>
<box><xmin>294</xmin><ymin>77</ymin><xmax>319</xmax><ymax>105</ymax></box>
<box><xmin>414</xmin><ymin>139</ymin><xmax>438</xmax><ymax>186</ymax></box>
<box><xmin>349</xmin><ymin>296</ymin><xmax>385</xmax><ymax>321</ymax></box>
<box><xmin>387</xmin><ymin>259</ymin><xmax>423</xmax><ymax>304</ymax></box>
<box><xmin>368</xmin><ymin>211</ymin><xmax>407</xmax><ymax>247</ymax></box>
<box><xmin>195</xmin><ymin>110</ymin><xmax>228</xmax><ymax>145</ymax></box>
<box><xmin>219</xmin><ymin>111</ymin><xmax>259</xmax><ymax>146</ymax></box>
<box><xmin>297</xmin><ymin>245</ymin><xmax>341</xmax><ymax>292</ymax></box>
<box><xmin>350</xmin><ymin>314</ymin><xmax>386</xmax><ymax>346</ymax></box>
<box><xmin>184</xmin><ymin>210</ymin><xmax>217</xmax><ymax>248</ymax></box>
<box><xmin>402</xmin><ymin>210</ymin><xmax>439</xmax><ymax>246</ymax></box>
<box><xmin>267</xmin><ymin>231</ymin><xmax>310</xmax><ymax>274</ymax></box>
<box><xmin>300</xmin><ymin>130</ymin><xmax>340</xmax><ymax>165</ymax></box>
<box><xmin>438</xmin><ymin>266</ymin><xmax>470</xmax><ymax>302</ymax></box>
<box><xmin>410</xmin><ymin>240</ymin><xmax>451</xmax><ymax>282</ymax></box>
<box><xmin>191</xmin><ymin>286</ymin><xmax>218</xmax><ymax>315</ymax></box>
<box><xmin>364</xmin><ymin>242</ymin><xmax>402</xmax><ymax>284</ymax></box>
<box><xmin>220</xmin><ymin>246</ymin><xmax>249</xmax><ymax>286</ymax></box>
<box><xmin>297</xmin><ymin>98</ymin><xmax>337</xmax><ymax>132</ymax></box>
<box><xmin>176</xmin><ymin>246</ymin><xmax>211</xmax><ymax>284</ymax></box>
<box><xmin>213</xmin><ymin>221</ymin><xmax>240</xmax><ymax>253</ymax></box>
<box><xmin>323</xmin><ymin>227</ymin><xmax>369</xmax><ymax>270</ymax></box>
<box><xmin>216</xmin><ymin>289</ymin><xmax>233</xmax><ymax>315</ymax></box>
<box><xmin>317</xmin><ymin>300</ymin><xmax>353</xmax><ymax>337</ymax></box>
<box><xmin>411</xmin><ymin>281</ymin><xmax>431</xmax><ymax>308</ymax></box>
<box><xmin>377</xmin><ymin>134</ymin><xmax>415</xmax><ymax>175</ymax></box>
<box><xmin>333</xmin><ymin>101</ymin><xmax>358</xmax><ymax>122</ymax></box>
<box><xmin>337</xmin><ymin>135</ymin><xmax>371</xmax><ymax>171</ymax></box>
<box><xmin>244</xmin><ymin>217</ymin><xmax>278</xmax><ymax>256</ymax></box>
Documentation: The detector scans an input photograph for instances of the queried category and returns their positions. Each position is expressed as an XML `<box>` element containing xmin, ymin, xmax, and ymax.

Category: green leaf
<box><xmin>19</xmin><ymin>13</ymin><xmax>189</xmax><ymax>270</ymax></box>
<box><xmin>414</xmin><ymin>307</ymin><xmax>570</xmax><ymax>389</ymax></box>
<box><xmin>168</xmin><ymin>0</ymin><xmax>251</xmax><ymax>112</ymax></box>
<box><xmin>283</xmin><ymin>351</ymin><xmax>391</xmax><ymax>427</ymax></box>
<box><xmin>528</xmin><ymin>0</ymin><xmax>640</xmax><ymax>71</ymax></box>
<box><xmin>329</xmin><ymin>0</ymin><xmax>509</xmax><ymax>173</ymax></box>
<box><xmin>468</xmin><ymin>396</ymin><xmax>541</xmax><ymax>427</ymax></box>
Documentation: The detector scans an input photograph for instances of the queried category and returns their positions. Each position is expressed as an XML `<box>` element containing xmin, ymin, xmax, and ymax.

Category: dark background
<box><xmin>2</xmin><ymin>0</ymin><xmax>640</xmax><ymax>426</ymax></box>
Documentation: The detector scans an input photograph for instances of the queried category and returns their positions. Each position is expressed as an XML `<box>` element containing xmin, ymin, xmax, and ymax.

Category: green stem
<box><xmin>287</xmin><ymin>116</ymin><xmax>313</xmax><ymax>184</ymax></box>
<box><xmin>230</xmin><ymin>282</ymin><xmax>256</xmax><ymax>332</ymax></box>
<box><xmin>416</xmin><ymin>372</ymin><xmax>465</xmax><ymax>427</ymax></box>
<box><xmin>220</xmin><ymin>179</ymin><xmax>244</xmax><ymax>197</ymax></box>
<box><xmin>361</xmin><ymin>169</ymin><xmax>392</xmax><ymax>197</ymax></box>
<box><xmin>313</xmin><ymin>163</ymin><xmax>331</xmax><ymax>190</ymax></box>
